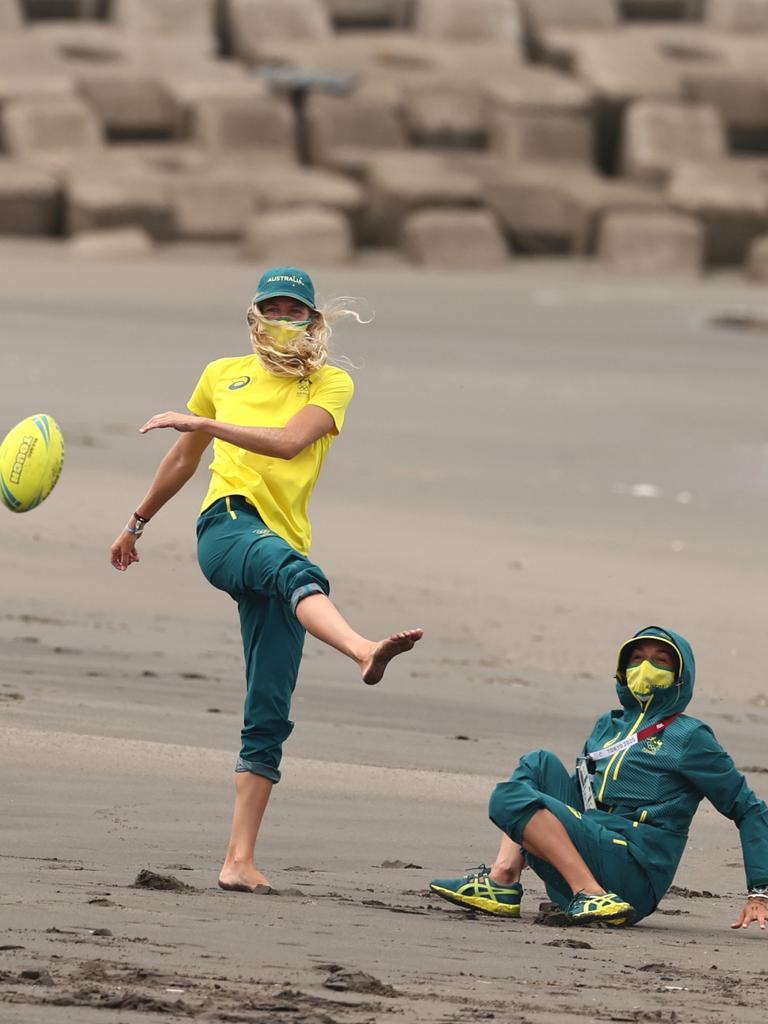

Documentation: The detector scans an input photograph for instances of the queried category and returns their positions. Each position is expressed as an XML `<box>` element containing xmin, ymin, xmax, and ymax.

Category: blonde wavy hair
<box><xmin>246</xmin><ymin>297</ymin><xmax>367</xmax><ymax>379</ymax></box>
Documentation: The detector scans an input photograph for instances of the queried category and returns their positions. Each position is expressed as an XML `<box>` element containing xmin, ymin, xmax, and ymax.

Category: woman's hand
<box><xmin>110</xmin><ymin>528</ymin><xmax>140</xmax><ymax>572</ymax></box>
<box><xmin>139</xmin><ymin>412</ymin><xmax>208</xmax><ymax>434</ymax></box>
<box><xmin>731</xmin><ymin>897</ymin><xmax>767</xmax><ymax>931</ymax></box>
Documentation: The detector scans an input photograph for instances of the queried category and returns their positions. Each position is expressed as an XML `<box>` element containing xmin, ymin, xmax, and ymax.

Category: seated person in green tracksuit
<box><xmin>430</xmin><ymin>626</ymin><xmax>768</xmax><ymax>929</ymax></box>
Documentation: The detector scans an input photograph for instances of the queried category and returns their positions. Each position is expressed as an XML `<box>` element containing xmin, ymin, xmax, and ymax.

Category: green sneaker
<box><xmin>565</xmin><ymin>891</ymin><xmax>636</xmax><ymax>927</ymax></box>
<box><xmin>429</xmin><ymin>866</ymin><xmax>522</xmax><ymax>917</ymax></box>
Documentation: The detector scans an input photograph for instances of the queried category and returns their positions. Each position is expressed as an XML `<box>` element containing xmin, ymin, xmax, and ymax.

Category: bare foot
<box><xmin>218</xmin><ymin>863</ymin><xmax>272</xmax><ymax>893</ymax></box>
<box><xmin>361</xmin><ymin>628</ymin><xmax>424</xmax><ymax>686</ymax></box>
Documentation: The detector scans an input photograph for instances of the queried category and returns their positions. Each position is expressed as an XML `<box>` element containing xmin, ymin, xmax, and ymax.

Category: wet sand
<box><xmin>1</xmin><ymin>240</ymin><xmax>768</xmax><ymax>1023</ymax></box>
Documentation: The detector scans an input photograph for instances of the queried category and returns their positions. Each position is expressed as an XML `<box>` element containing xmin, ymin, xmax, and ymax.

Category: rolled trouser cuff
<box><xmin>235</xmin><ymin>757</ymin><xmax>281</xmax><ymax>783</ymax></box>
<box><xmin>290</xmin><ymin>581</ymin><xmax>326</xmax><ymax>614</ymax></box>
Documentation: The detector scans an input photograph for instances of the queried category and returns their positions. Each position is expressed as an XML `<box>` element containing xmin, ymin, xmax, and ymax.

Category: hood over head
<box><xmin>615</xmin><ymin>625</ymin><xmax>695</xmax><ymax>714</ymax></box>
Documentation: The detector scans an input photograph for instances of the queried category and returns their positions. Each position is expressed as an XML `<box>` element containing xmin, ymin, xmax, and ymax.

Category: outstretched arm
<box><xmin>681</xmin><ymin>724</ymin><xmax>768</xmax><ymax>933</ymax></box>
<box><xmin>139</xmin><ymin>405</ymin><xmax>335</xmax><ymax>460</ymax></box>
<box><xmin>110</xmin><ymin>429</ymin><xmax>213</xmax><ymax>571</ymax></box>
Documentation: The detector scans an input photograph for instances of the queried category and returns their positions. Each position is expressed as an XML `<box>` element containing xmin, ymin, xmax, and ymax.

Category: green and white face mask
<box><xmin>625</xmin><ymin>660</ymin><xmax>676</xmax><ymax>700</ymax></box>
<box><xmin>260</xmin><ymin>317</ymin><xmax>311</xmax><ymax>351</ymax></box>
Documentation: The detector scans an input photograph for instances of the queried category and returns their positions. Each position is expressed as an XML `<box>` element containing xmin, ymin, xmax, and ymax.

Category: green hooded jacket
<box><xmin>577</xmin><ymin>625</ymin><xmax>768</xmax><ymax>904</ymax></box>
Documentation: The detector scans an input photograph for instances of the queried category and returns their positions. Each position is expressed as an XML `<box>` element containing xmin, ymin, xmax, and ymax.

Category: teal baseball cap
<box><xmin>253</xmin><ymin>266</ymin><xmax>316</xmax><ymax>310</ymax></box>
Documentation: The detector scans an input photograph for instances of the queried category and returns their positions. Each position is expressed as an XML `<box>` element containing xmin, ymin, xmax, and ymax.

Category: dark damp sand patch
<box><xmin>667</xmin><ymin>885</ymin><xmax>722</xmax><ymax>899</ymax></box>
<box><xmin>1</xmin><ymin>958</ymin><xmax>394</xmax><ymax>1022</ymax></box>
<box><xmin>544</xmin><ymin>938</ymin><xmax>593</xmax><ymax>949</ymax></box>
<box><xmin>133</xmin><ymin>869</ymin><xmax>197</xmax><ymax>893</ymax></box>
<box><xmin>534</xmin><ymin>901</ymin><xmax>571</xmax><ymax>927</ymax></box>
<box><xmin>361</xmin><ymin>899</ymin><xmax>429</xmax><ymax>917</ymax></box>
<box><xmin>708</xmin><ymin>313</ymin><xmax>768</xmax><ymax>333</ymax></box>
<box><xmin>3</xmin><ymin>614</ymin><xmax>66</xmax><ymax>625</ymax></box>
<box><xmin>319</xmin><ymin>963</ymin><xmax>399</xmax><ymax>997</ymax></box>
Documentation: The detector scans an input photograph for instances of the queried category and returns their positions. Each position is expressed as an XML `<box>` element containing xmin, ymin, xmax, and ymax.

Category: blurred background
<box><xmin>1</xmin><ymin>0</ymin><xmax>768</xmax><ymax>275</ymax></box>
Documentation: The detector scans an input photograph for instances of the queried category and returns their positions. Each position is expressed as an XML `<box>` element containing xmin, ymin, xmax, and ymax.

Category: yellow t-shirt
<box><xmin>187</xmin><ymin>355</ymin><xmax>353</xmax><ymax>555</ymax></box>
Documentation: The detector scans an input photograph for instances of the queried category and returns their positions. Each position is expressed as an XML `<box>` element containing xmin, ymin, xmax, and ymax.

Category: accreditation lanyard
<box><xmin>576</xmin><ymin>712</ymin><xmax>681</xmax><ymax>811</ymax></box>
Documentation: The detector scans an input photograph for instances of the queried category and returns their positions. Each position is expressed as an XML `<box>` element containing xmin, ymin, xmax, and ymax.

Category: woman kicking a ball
<box><xmin>110</xmin><ymin>266</ymin><xmax>423</xmax><ymax>892</ymax></box>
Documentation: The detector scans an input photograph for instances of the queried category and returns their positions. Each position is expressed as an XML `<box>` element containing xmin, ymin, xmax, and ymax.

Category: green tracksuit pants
<box><xmin>196</xmin><ymin>496</ymin><xmax>329</xmax><ymax>783</ymax></box>
<box><xmin>489</xmin><ymin>750</ymin><xmax>657</xmax><ymax>921</ymax></box>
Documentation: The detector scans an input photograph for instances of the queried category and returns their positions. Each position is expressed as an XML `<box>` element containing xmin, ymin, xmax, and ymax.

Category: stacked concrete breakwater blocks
<box><xmin>1</xmin><ymin>0</ymin><xmax>768</xmax><ymax>274</ymax></box>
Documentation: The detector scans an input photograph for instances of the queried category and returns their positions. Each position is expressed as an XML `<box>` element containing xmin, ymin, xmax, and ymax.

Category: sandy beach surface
<box><xmin>2</xmin><ymin>240</ymin><xmax>768</xmax><ymax>1023</ymax></box>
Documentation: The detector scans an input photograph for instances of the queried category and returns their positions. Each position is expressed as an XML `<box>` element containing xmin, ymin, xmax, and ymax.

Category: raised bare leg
<box><xmin>521</xmin><ymin>809</ymin><xmax>604</xmax><ymax>895</ymax></box>
<box><xmin>295</xmin><ymin>592</ymin><xmax>423</xmax><ymax>685</ymax></box>
<box><xmin>488</xmin><ymin>832</ymin><xmax>526</xmax><ymax>886</ymax></box>
<box><xmin>218</xmin><ymin>772</ymin><xmax>274</xmax><ymax>892</ymax></box>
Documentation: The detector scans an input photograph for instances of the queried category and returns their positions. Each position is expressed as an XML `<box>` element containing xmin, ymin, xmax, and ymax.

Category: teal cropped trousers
<box><xmin>488</xmin><ymin>750</ymin><xmax>657</xmax><ymax>922</ymax></box>
<box><xmin>196</xmin><ymin>496</ymin><xmax>329</xmax><ymax>783</ymax></box>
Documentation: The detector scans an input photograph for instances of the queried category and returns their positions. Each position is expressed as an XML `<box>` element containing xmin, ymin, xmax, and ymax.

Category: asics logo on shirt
<box><xmin>228</xmin><ymin>376</ymin><xmax>251</xmax><ymax>391</ymax></box>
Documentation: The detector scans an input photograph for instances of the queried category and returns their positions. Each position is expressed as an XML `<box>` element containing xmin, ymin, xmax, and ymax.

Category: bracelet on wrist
<box><xmin>747</xmin><ymin>888</ymin><xmax>768</xmax><ymax>900</ymax></box>
<box><xmin>125</xmin><ymin>522</ymin><xmax>143</xmax><ymax>537</ymax></box>
<box><xmin>133</xmin><ymin>512</ymin><xmax>150</xmax><ymax>525</ymax></box>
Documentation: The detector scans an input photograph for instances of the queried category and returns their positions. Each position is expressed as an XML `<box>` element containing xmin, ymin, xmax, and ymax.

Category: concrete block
<box><xmin>573</xmin><ymin>33</ymin><xmax>681</xmax><ymax>102</ymax></box>
<box><xmin>154</xmin><ymin>155</ymin><xmax>364</xmax><ymax>239</ymax></box>
<box><xmin>0</xmin><ymin>35</ymin><xmax>75</xmax><ymax>104</ymax></box>
<box><xmin>621</xmin><ymin>1</ymin><xmax>704</xmax><ymax>17</ymax></box>
<box><xmin>488</xmin><ymin>66</ymin><xmax>593</xmax><ymax>112</ymax></box>
<box><xmin>189</xmin><ymin>95</ymin><xmax>296</xmax><ymax>160</ymax></box>
<box><xmin>323</xmin><ymin>0</ymin><xmax>410</xmax><ymax>28</ymax></box>
<box><xmin>683</xmin><ymin>69</ymin><xmax>768</xmax><ymax>147</ymax></box>
<box><xmin>597</xmin><ymin>210</ymin><xmax>703</xmax><ymax>275</ymax></box>
<box><xmin>75</xmin><ymin>66</ymin><xmax>178</xmax><ymax>140</ymax></box>
<box><xmin>228</xmin><ymin>0</ymin><xmax>332</xmax><ymax>63</ymax></box>
<box><xmin>521</xmin><ymin>0</ymin><xmax>620</xmax><ymax>33</ymax></box>
<box><xmin>112</xmin><ymin>0</ymin><xmax>217</xmax><ymax>58</ymax></box>
<box><xmin>241</xmin><ymin>205</ymin><xmax>352</xmax><ymax>264</ymax></box>
<box><xmin>492</xmin><ymin>110</ymin><xmax>593</xmax><ymax>165</ymax></box>
<box><xmin>22</xmin><ymin>1</ymin><xmax>104</xmax><ymax>13</ymax></box>
<box><xmin>65</xmin><ymin>170</ymin><xmax>175</xmax><ymax>239</ymax></box>
<box><xmin>163</xmin><ymin>71</ymin><xmax>268</xmax><ymax>137</ymax></box>
<box><xmin>0</xmin><ymin>161</ymin><xmax>59</xmax><ymax>235</ymax></box>
<box><xmin>403</xmin><ymin>79</ymin><xmax>488</xmax><ymax>149</ymax></box>
<box><xmin>247</xmin><ymin>165</ymin><xmax>365</xmax><ymax>216</ymax></box>
<box><xmin>745</xmin><ymin>234</ymin><xmax>768</xmax><ymax>280</ymax></box>
<box><xmin>67</xmin><ymin>226</ymin><xmax>155</xmax><ymax>258</ymax></box>
<box><xmin>485</xmin><ymin>164</ymin><xmax>666</xmax><ymax>253</ymax></box>
<box><xmin>706</xmin><ymin>0</ymin><xmax>768</xmax><ymax>32</ymax></box>
<box><xmin>27</xmin><ymin>22</ymin><xmax>131</xmax><ymax>63</ymax></box>
<box><xmin>401</xmin><ymin>207</ymin><xmax>509</xmax><ymax>268</ymax></box>
<box><xmin>667</xmin><ymin>160</ymin><xmax>768</xmax><ymax>264</ymax></box>
<box><xmin>415</xmin><ymin>0</ymin><xmax>523</xmax><ymax>45</ymax></box>
<box><xmin>0</xmin><ymin>0</ymin><xmax>23</xmax><ymax>30</ymax></box>
<box><xmin>488</xmin><ymin>67</ymin><xmax>594</xmax><ymax>166</ymax></box>
<box><xmin>0</xmin><ymin>68</ymin><xmax>75</xmax><ymax>106</ymax></box>
<box><xmin>363</xmin><ymin>152</ymin><xmax>483</xmax><ymax>245</ymax></box>
<box><xmin>167</xmin><ymin>168</ymin><xmax>256</xmax><ymax>239</ymax></box>
<box><xmin>1</xmin><ymin>97</ymin><xmax>103</xmax><ymax>160</ymax></box>
<box><xmin>622</xmin><ymin>99</ymin><xmax>727</xmax><ymax>185</ymax></box>
<box><xmin>305</xmin><ymin>92</ymin><xmax>406</xmax><ymax>175</ymax></box>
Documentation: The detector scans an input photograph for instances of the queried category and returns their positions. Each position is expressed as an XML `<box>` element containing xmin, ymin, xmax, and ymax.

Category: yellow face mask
<box><xmin>260</xmin><ymin>318</ymin><xmax>311</xmax><ymax>352</ymax></box>
<box><xmin>625</xmin><ymin>660</ymin><xmax>676</xmax><ymax>700</ymax></box>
